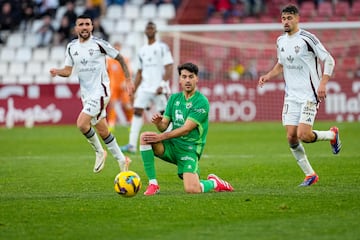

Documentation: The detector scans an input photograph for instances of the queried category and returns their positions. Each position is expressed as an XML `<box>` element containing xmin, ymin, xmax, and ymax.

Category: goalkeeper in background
<box><xmin>139</xmin><ymin>62</ymin><xmax>234</xmax><ymax>196</ymax></box>
<box><xmin>107</xmin><ymin>41</ymin><xmax>134</xmax><ymax>130</ymax></box>
<box><xmin>258</xmin><ymin>4</ymin><xmax>341</xmax><ymax>187</ymax></box>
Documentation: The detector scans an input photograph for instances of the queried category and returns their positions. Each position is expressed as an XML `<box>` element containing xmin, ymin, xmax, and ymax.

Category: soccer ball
<box><xmin>114</xmin><ymin>171</ymin><xmax>141</xmax><ymax>197</ymax></box>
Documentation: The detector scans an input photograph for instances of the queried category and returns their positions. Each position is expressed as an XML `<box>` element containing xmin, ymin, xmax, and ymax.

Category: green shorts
<box><xmin>157</xmin><ymin>139</ymin><xmax>200</xmax><ymax>179</ymax></box>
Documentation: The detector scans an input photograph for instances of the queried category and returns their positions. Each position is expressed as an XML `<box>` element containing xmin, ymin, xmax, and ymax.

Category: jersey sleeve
<box><xmin>161</xmin><ymin>43</ymin><xmax>174</xmax><ymax>66</ymax></box>
<box><xmin>302</xmin><ymin>31</ymin><xmax>332</xmax><ymax>62</ymax></box>
<box><xmin>64</xmin><ymin>42</ymin><xmax>73</xmax><ymax>67</ymax></box>
<box><xmin>188</xmin><ymin>95</ymin><xmax>209</xmax><ymax>125</ymax></box>
<box><xmin>276</xmin><ymin>36</ymin><xmax>283</xmax><ymax>65</ymax></box>
<box><xmin>136</xmin><ymin>50</ymin><xmax>142</xmax><ymax>70</ymax></box>
<box><xmin>313</xmin><ymin>36</ymin><xmax>332</xmax><ymax>62</ymax></box>
<box><xmin>96</xmin><ymin>38</ymin><xmax>119</xmax><ymax>59</ymax></box>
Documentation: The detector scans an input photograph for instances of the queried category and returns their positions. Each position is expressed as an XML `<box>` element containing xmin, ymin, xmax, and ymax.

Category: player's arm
<box><xmin>151</xmin><ymin>113</ymin><xmax>170</xmax><ymax>132</ymax></box>
<box><xmin>115</xmin><ymin>54</ymin><xmax>134</xmax><ymax>94</ymax></box>
<box><xmin>155</xmin><ymin>63</ymin><xmax>173</xmax><ymax>95</ymax></box>
<box><xmin>318</xmin><ymin>54</ymin><xmax>335</xmax><ymax>101</ymax></box>
<box><xmin>163</xmin><ymin>63</ymin><xmax>173</xmax><ymax>82</ymax></box>
<box><xmin>49</xmin><ymin>66</ymin><xmax>73</xmax><ymax>77</ymax></box>
<box><xmin>258</xmin><ymin>63</ymin><xmax>283</xmax><ymax>87</ymax></box>
<box><xmin>134</xmin><ymin>69</ymin><xmax>142</xmax><ymax>92</ymax></box>
<box><xmin>115</xmin><ymin>54</ymin><xmax>131</xmax><ymax>80</ymax></box>
<box><xmin>161</xmin><ymin>119</ymin><xmax>197</xmax><ymax>140</ymax></box>
<box><xmin>144</xmin><ymin>119</ymin><xmax>197</xmax><ymax>143</ymax></box>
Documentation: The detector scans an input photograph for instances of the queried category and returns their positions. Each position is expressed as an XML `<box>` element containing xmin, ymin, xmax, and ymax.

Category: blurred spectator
<box><xmin>227</xmin><ymin>58</ymin><xmax>245</xmax><ymax>81</ymax></box>
<box><xmin>355</xmin><ymin>67</ymin><xmax>360</xmax><ymax>79</ymax></box>
<box><xmin>0</xmin><ymin>2</ymin><xmax>20</xmax><ymax>31</ymax></box>
<box><xmin>242</xmin><ymin>0</ymin><xmax>264</xmax><ymax>17</ymax></box>
<box><xmin>297</xmin><ymin>0</ymin><xmax>321</xmax><ymax>8</ymax></box>
<box><xmin>242</xmin><ymin>59</ymin><xmax>258</xmax><ymax>80</ymax></box>
<box><xmin>53</xmin><ymin>15</ymin><xmax>75</xmax><ymax>45</ymax></box>
<box><xmin>34</xmin><ymin>0</ymin><xmax>59</xmax><ymax>19</ymax></box>
<box><xmin>207</xmin><ymin>0</ymin><xmax>233</xmax><ymax>22</ymax></box>
<box><xmin>84</xmin><ymin>0</ymin><xmax>106</xmax><ymax>19</ymax></box>
<box><xmin>197</xmin><ymin>60</ymin><xmax>211</xmax><ymax>80</ymax></box>
<box><xmin>107</xmin><ymin>0</ymin><xmax>127</xmax><ymax>5</ymax></box>
<box><xmin>92</xmin><ymin>17</ymin><xmax>109</xmax><ymax>40</ymax></box>
<box><xmin>211</xmin><ymin>58</ymin><xmax>225</xmax><ymax>81</ymax></box>
<box><xmin>35</xmin><ymin>14</ymin><xmax>55</xmax><ymax>47</ymax></box>
<box><xmin>59</xmin><ymin>0</ymin><xmax>75</xmax><ymax>5</ymax></box>
<box><xmin>144</xmin><ymin>0</ymin><xmax>181</xmax><ymax>8</ymax></box>
<box><xmin>0</xmin><ymin>1</ymin><xmax>20</xmax><ymax>43</ymax></box>
<box><xmin>20</xmin><ymin>0</ymin><xmax>36</xmax><ymax>32</ymax></box>
<box><xmin>63</xmin><ymin>1</ymin><xmax>77</xmax><ymax>27</ymax></box>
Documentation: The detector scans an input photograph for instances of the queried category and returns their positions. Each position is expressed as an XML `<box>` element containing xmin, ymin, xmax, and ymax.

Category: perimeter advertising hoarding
<box><xmin>0</xmin><ymin>79</ymin><xmax>358</xmax><ymax>127</ymax></box>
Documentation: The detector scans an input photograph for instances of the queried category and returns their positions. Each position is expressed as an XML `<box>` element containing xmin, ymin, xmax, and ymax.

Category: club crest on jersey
<box><xmin>286</xmin><ymin>55</ymin><xmax>294</xmax><ymax>63</ymax></box>
<box><xmin>89</xmin><ymin>49</ymin><xmax>94</xmax><ymax>56</ymax></box>
<box><xmin>294</xmin><ymin>46</ymin><xmax>300</xmax><ymax>54</ymax></box>
<box><xmin>186</xmin><ymin>102</ymin><xmax>192</xmax><ymax>109</ymax></box>
<box><xmin>81</xmin><ymin>59</ymin><xmax>87</xmax><ymax>65</ymax></box>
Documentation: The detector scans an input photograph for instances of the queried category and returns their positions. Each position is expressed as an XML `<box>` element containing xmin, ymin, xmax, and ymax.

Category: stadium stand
<box><xmin>0</xmin><ymin>0</ymin><xmax>359</xmax><ymax>84</ymax></box>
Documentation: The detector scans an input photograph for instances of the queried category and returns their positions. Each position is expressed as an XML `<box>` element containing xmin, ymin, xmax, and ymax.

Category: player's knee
<box><xmin>139</xmin><ymin>132</ymin><xmax>151</xmax><ymax>144</ymax></box>
<box><xmin>77</xmin><ymin>122</ymin><xmax>88</xmax><ymax>133</ymax></box>
<box><xmin>287</xmin><ymin>133</ymin><xmax>298</xmax><ymax>143</ymax></box>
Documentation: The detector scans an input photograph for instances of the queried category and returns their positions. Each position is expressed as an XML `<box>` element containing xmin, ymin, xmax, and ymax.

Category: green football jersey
<box><xmin>164</xmin><ymin>90</ymin><xmax>209</xmax><ymax>156</ymax></box>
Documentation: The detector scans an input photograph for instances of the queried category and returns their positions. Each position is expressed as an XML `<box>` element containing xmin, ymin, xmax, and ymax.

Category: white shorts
<box><xmin>282</xmin><ymin>99</ymin><xmax>317</xmax><ymax>126</ymax></box>
<box><xmin>133</xmin><ymin>91</ymin><xmax>168</xmax><ymax>112</ymax></box>
<box><xmin>82</xmin><ymin>96</ymin><xmax>110</xmax><ymax>125</ymax></box>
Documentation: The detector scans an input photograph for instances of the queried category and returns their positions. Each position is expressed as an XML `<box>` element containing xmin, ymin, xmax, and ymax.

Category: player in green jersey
<box><xmin>139</xmin><ymin>62</ymin><xmax>234</xmax><ymax>195</ymax></box>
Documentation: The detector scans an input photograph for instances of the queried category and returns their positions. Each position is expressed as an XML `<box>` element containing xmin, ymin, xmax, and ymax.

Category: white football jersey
<box><xmin>136</xmin><ymin>40</ymin><xmax>173</xmax><ymax>93</ymax></box>
<box><xmin>277</xmin><ymin>29</ymin><xmax>332</xmax><ymax>103</ymax></box>
<box><xmin>64</xmin><ymin>36</ymin><xmax>119</xmax><ymax>100</ymax></box>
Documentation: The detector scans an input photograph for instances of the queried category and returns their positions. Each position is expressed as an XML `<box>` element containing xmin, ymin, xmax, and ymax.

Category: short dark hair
<box><xmin>281</xmin><ymin>4</ymin><xmax>299</xmax><ymax>15</ymax></box>
<box><xmin>177</xmin><ymin>62</ymin><xmax>199</xmax><ymax>75</ymax></box>
<box><xmin>77</xmin><ymin>14</ymin><xmax>93</xmax><ymax>21</ymax></box>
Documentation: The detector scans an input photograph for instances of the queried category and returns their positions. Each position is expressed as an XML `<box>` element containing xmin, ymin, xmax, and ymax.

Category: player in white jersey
<box><xmin>50</xmin><ymin>14</ymin><xmax>134</xmax><ymax>173</ymax></box>
<box><xmin>121</xmin><ymin>21</ymin><xmax>174</xmax><ymax>154</ymax></box>
<box><xmin>258</xmin><ymin>5</ymin><xmax>341</xmax><ymax>187</ymax></box>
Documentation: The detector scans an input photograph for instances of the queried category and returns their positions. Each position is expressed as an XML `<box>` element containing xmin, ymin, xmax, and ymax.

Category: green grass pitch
<box><xmin>1</xmin><ymin>121</ymin><xmax>359</xmax><ymax>240</ymax></box>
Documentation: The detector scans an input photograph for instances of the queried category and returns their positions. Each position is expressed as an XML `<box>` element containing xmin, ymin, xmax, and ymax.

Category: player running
<box><xmin>258</xmin><ymin>5</ymin><xmax>341</xmax><ymax>187</ymax></box>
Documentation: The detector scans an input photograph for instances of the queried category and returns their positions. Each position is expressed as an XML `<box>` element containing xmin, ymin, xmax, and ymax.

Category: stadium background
<box><xmin>0</xmin><ymin>0</ymin><xmax>359</xmax><ymax>127</ymax></box>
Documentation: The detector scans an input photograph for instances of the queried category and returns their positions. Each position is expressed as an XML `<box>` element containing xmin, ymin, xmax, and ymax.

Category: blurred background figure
<box><xmin>34</xmin><ymin>0</ymin><xmax>59</xmax><ymax>18</ymax></box>
<box><xmin>227</xmin><ymin>58</ymin><xmax>245</xmax><ymax>81</ymax></box>
<box><xmin>107</xmin><ymin>42</ymin><xmax>134</xmax><ymax>130</ymax></box>
<box><xmin>92</xmin><ymin>17</ymin><xmax>108</xmax><ymax>40</ymax></box>
<box><xmin>53</xmin><ymin>14</ymin><xmax>75</xmax><ymax>45</ymax></box>
<box><xmin>0</xmin><ymin>1</ymin><xmax>20</xmax><ymax>44</ymax></box>
<box><xmin>20</xmin><ymin>0</ymin><xmax>36</xmax><ymax>32</ymax></box>
<box><xmin>35</xmin><ymin>13</ymin><xmax>55</xmax><ymax>47</ymax></box>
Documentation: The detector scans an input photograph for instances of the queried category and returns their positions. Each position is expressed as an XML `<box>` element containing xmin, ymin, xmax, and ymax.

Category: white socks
<box><xmin>129</xmin><ymin>115</ymin><xmax>143</xmax><ymax>148</ymax></box>
<box><xmin>85</xmin><ymin>128</ymin><xmax>105</xmax><ymax>154</ymax></box>
<box><xmin>313</xmin><ymin>130</ymin><xmax>335</xmax><ymax>141</ymax></box>
<box><xmin>290</xmin><ymin>143</ymin><xmax>315</xmax><ymax>176</ymax></box>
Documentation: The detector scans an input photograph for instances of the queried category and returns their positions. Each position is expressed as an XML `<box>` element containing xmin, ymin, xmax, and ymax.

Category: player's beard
<box><xmin>79</xmin><ymin>31</ymin><xmax>91</xmax><ymax>41</ymax></box>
